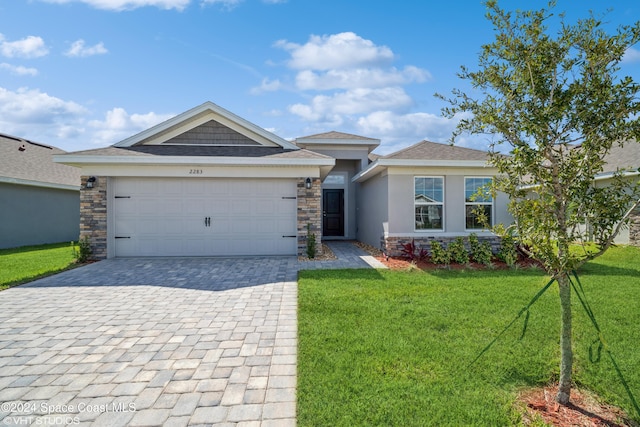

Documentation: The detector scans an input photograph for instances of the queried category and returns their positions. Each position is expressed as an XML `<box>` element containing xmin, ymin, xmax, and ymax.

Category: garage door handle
<box><xmin>204</xmin><ymin>217</ymin><xmax>211</xmax><ymax>227</ymax></box>
<box><xmin>282</xmin><ymin>235</ymin><xmax>296</xmax><ymax>238</ymax></box>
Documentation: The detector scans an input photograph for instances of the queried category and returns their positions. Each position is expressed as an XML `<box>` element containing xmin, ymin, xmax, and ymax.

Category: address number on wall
<box><xmin>189</xmin><ymin>169</ymin><xmax>203</xmax><ymax>175</ymax></box>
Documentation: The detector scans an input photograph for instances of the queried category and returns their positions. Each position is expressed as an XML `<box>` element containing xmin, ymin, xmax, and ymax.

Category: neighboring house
<box><xmin>54</xmin><ymin>101</ymin><xmax>510</xmax><ymax>259</ymax></box>
<box><xmin>0</xmin><ymin>133</ymin><xmax>81</xmax><ymax>249</ymax></box>
<box><xmin>590</xmin><ymin>142</ymin><xmax>640</xmax><ymax>246</ymax></box>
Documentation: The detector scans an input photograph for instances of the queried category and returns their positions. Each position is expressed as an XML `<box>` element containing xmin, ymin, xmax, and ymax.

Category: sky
<box><xmin>1</xmin><ymin>0</ymin><xmax>639</xmax><ymax>154</ymax></box>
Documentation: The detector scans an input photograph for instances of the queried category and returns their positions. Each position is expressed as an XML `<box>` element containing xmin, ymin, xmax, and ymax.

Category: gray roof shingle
<box><xmin>601</xmin><ymin>141</ymin><xmax>640</xmax><ymax>173</ymax></box>
<box><xmin>297</xmin><ymin>131</ymin><xmax>378</xmax><ymax>141</ymax></box>
<box><xmin>0</xmin><ymin>133</ymin><xmax>81</xmax><ymax>187</ymax></box>
<box><xmin>382</xmin><ymin>140</ymin><xmax>490</xmax><ymax>161</ymax></box>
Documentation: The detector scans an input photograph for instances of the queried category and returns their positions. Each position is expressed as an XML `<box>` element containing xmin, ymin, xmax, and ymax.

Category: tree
<box><xmin>440</xmin><ymin>1</ymin><xmax>640</xmax><ymax>404</ymax></box>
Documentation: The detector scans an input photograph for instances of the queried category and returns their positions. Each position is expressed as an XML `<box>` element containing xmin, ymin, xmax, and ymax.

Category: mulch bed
<box><xmin>352</xmin><ymin>240</ymin><xmax>541</xmax><ymax>271</ymax></box>
<box><xmin>518</xmin><ymin>385</ymin><xmax>636</xmax><ymax>426</ymax></box>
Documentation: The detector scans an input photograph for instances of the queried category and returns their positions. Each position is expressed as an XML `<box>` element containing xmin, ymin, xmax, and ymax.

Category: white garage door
<box><xmin>112</xmin><ymin>177</ymin><xmax>298</xmax><ymax>257</ymax></box>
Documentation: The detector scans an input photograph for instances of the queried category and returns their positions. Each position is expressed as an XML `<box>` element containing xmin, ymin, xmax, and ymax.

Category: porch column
<box><xmin>79</xmin><ymin>175</ymin><xmax>107</xmax><ymax>260</ymax></box>
<box><xmin>297</xmin><ymin>178</ymin><xmax>322</xmax><ymax>256</ymax></box>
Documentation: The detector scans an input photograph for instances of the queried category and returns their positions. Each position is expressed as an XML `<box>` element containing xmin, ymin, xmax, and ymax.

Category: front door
<box><xmin>323</xmin><ymin>189</ymin><xmax>344</xmax><ymax>236</ymax></box>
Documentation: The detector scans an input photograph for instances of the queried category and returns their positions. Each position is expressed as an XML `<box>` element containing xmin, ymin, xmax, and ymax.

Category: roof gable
<box><xmin>114</xmin><ymin>101</ymin><xmax>298</xmax><ymax>150</ymax></box>
<box><xmin>295</xmin><ymin>130</ymin><xmax>380</xmax><ymax>153</ymax></box>
<box><xmin>353</xmin><ymin>140</ymin><xmax>493</xmax><ymax>183</ymax></box>
<box><xmin>0</xmin><ymin>133</ymin><xmax>80</xmax><ymax>189</ymax></box>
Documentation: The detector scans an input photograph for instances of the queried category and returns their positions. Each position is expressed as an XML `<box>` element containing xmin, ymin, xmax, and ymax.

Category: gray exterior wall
<box><xmin>356</xmin><ymin>171</ymin><xmax>389</xmax><ymax>249</ymax></box>
<box><xmin>357</xmin><ymin>167</ymin><xmax>513</xmax><ymax>256</ymax></box>
<box><xmin>0</xmin><ymin>182</ymin><xmax>79</xmax><ymax>249</ymax></box>
<box><xmin>387</xmin><ymin>170</ymin><xmax>512</xmax><ymax>235</ymax></box>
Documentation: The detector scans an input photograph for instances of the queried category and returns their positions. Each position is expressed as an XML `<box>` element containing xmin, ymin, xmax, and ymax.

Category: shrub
<box><xmin>498</xmin><ymin>234</ymin><xmax>518</xmax><ymax>268</ymax></box>
<box><xmin>430</xmin><ymin>241</ymin><xmax>450</xmax><ymax>265</ymax></box>
<box><xmin>469</xmin><ymin>233</ymin><xmax>493</xmax><ymax>267</ymax></box>
<box><xmin>449</xmin><ymin>237</ymin><xmax>470</xmax><ymax>264</ymax></box>
<box><xmin>72</xmin><ymin>236</ymin><xmax>92</xmax><ymax>263</ymax></box>
<box><xmin>306</xmin><ymin>223</ymin><xmax>316</xmax><ymax>259</ymax></box>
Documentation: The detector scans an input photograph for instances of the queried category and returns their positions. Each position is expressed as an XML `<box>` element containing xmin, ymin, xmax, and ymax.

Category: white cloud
<box><xmin>250</xmin><ymin>77</ymin><xmax>283</xmax><ymax>94</ymax></box>
<box><xmin>0</xmin><ymin>86</ymin><xmax>87</xmax><ymax>142</ymax></box>
<box><xmin>289</xmin><ymin>87</ymin><xmax>413</xmax><ymax>122</ymax></box>
<box><xmin>88</xmin><ymin>107</ymin><xmax>174</xmax><ymax>145</ymax></box>
<box><xmin>295</xmin><ymin>66</ymin><xmax>430</xmax><ymax>91</ymax></box>
<box><xmin>201</xmin><ymin>0</ymin><xmax>242</xmax><ymax>9</ymax></box>
<box><xmin>0</xmin><ymin>34</ymin><xmax>48</xmax><ymax>58</ymax></box>
<box><xmin>0</xmin><ymin>63</ymin><xmax>38</xmax><ymax>76</ymax></box>
<box><xmin>40</xmin><ymin>0</ymin><xmax>190</xmax><ymax>11</ymax></box>
<box><xmin>356</xmin><ymin>110</ymin><xmax>489</xmax><ymax>154</ymax></box>
<box><xmin>275</xmin><ymin>32</ymin><xmax>394</xmax><ymax>70</ymax></box>
<box><xmin>65</xmin><ymin>40</ymin><xmax>108</xmax><ymax>57</ymax></box>
<box><xmin>622</xmin><ymin>47</ymin><xmax>640</xmax><ymax>63</ymax></box>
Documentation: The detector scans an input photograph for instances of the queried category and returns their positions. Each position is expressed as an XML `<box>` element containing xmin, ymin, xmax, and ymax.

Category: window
<box><xmin>415</xmin><ymin>177</ymin><xmax>444</xmax><ymax>230</ymax></box>
<box><xmin>465</xmin><ymin>177</ymin><xmax>493</xmax><ymax>229</ymax></box>
<box><xmin>323</xmin><ymin>174</ymin><xmax>345</xmax><ymax>185</ymax></box>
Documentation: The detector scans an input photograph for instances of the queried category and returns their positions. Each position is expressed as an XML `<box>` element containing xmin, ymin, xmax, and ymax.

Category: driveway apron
<box><xmin>0</xmin><ymin>257</ymin><xmax>299</xmax><ymax>427</ymax></box>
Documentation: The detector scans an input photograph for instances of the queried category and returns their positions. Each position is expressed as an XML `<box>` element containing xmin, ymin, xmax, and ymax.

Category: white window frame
<box><xmin>414</xmin><ymin>176</ymin><xmax>445</xmax><ymax>232</ymax></box>
<box><xmin>464</xmin><ymin>176</ymin><xmax>494</xmax><ymax>231</ymax></box>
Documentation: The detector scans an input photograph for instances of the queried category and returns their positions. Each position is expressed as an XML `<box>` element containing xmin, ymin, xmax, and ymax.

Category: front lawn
<box><xmin>298</xmin><ymin>246</ymin><xmax>640</xmax><ymax>426</ymax></box>
<box><xmin>0</xmin><ymin>242</ymin><xmax>78</xmax><ymax>291</ymax></box>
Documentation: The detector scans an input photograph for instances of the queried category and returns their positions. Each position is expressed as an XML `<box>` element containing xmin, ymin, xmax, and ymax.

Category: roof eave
<box><xmin>352</xmin><ymin>159</ymin><xmax>492</xmax><ymax>182</ymax></box>
<box><xmin>0</xmin><ymin>176</ymin><xmax>80</xmax><ymax>191</ymax></box>
<box><xmin>54</xmin><ymin>154</ymin><xmax>335</xmax><ymax>168</ymax></box>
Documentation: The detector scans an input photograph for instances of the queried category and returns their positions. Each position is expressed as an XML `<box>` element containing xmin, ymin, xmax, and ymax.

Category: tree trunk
<box><xmin>556</xmin><ymin>272</ymin><xmax>573</xmax><ymax>404</ymax></box>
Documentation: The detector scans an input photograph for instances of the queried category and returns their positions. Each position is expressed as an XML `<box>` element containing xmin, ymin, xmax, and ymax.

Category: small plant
<box><xmin>498</xmin><ymin>234</ymin><xmax>518</xmax><ymax>268</ymax></box>
<box><xmin>449</xmin><ymin>237</ymin><xmax>469</xmax><ymax>264</ymax></box>
<box><xmin>469</xmin><ymin>233</ymin><xmax>493</xmax><ymax>267</ymax></box>
<box><xmin>400</xmin><ymin>239</ymin><xmax>429</xmax><ymax>262</ymax></box>
<box><xmin>72</xmin><ymin>236</ymin><xmax>92</xmax><ymax>263</ymax></box>
<box><xmin>429</xmin><ymin>241</ymin><xmax>450</xmax><ymax>265</ymax></box>
<box><xmin>400</xmin><ymin>239</ymin><xmax>418</xmax><ymax>261</ymax></box>
<box><xmin>306</xmin><ymin>223</ymin><xmax>316</xmax><ymax>259</ymax></box>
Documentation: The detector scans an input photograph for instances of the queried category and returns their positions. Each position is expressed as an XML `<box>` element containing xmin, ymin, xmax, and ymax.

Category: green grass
<box><xmin>298</xmin><ymin>246</ymin><xmax>640</xmax><ymax>426</ymax></box>
<box><xmin>0</xmin><ymin>242</ymin><xmax>79</xmax><ymax>290</ymax></box>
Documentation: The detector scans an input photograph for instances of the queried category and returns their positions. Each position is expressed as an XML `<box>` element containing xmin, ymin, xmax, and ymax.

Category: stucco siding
<box><xmin>0</xmin><ymin>182</ymin><xmax>79</xmax><ymax>249</ymax></box>
<box><xmin>385</xmin><ymin>168</ymin><xmax>511</xmax><ymax>236</ymax></box>
<box><xmin>356</xmin><ymin>172</ymin><xmax>388</xmax><ymax>249</ymax></box>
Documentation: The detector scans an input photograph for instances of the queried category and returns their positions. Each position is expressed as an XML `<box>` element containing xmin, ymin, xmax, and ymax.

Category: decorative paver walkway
<box><xmin>0</xmin><ymin>242</ymin><xmax>382</xmax><ymax>426</ymax></box>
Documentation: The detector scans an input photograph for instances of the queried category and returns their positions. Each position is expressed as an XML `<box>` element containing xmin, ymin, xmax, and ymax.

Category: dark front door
<box><xmin>323</xmin><ymin>189</ymin><xmax>344</xmax><ymax>237</ymax></box>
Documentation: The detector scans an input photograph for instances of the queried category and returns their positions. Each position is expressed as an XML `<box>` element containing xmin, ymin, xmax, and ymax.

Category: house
<box><xmin>54</xmin><ymin>101</ymin><xmax>510</xmax><ymax>259</ymax></box>
<box><xmin>0</xmin><ymin>133</ymin><xmax>81</xmax><ymax>249</ymax></box>
<box><xmin>591</xmin><ymin>142</ymin><xmax>640</xmax><ymax>246</ymax></box>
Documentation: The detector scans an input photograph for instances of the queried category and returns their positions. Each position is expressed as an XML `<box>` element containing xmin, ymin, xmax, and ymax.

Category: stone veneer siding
<box><xmin>630</xmin><ymin>205</ymin><xmax>640</xmax><ymax>246</ymax></box>
<box><xmin>297</xmin><ymin>178</ymin><xmax>323</xmax><ymax>256</ymax></box>
<box><xmin>79</xmin><ymin>175</ymin><xmax>107</xmax><ymax>260</ymax></box>
<box><xmin>382</xmin><ymin>235</ymin><xmax>502</xmax><ymax>257</ymax></box>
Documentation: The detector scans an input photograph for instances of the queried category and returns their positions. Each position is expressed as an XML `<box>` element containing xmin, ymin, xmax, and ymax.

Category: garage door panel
<box><xmin>113</xmin><ymin>178</ymin><xmax>297</xmax><ymax>257</ymax></box>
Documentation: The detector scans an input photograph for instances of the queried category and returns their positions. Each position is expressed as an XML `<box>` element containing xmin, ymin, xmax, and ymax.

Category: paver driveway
<box><xmin>0</xmin><ymin>257</ymin><xmax>299</xmax><ymax>426</ymax></box>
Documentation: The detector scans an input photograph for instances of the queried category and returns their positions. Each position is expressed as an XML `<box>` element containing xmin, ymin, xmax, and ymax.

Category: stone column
<box><xmin>297</xmin><ymin>178</ymin><xmax>322</xmax><ymax>256</ymax></box>
<box><xmin>629</xmin><ymin>205</ymin><xmax>640</xmax><ymax>247</ymax></box>
<box><xmin>79</xmin><ymin>175</ymin><xmax>107</xmax><ymax>260</ymax></box>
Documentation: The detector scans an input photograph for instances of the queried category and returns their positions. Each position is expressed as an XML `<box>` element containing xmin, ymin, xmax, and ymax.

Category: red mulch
<box><xmin>373</xmin><ymin>254</ymin><xmax>541</xmax><ymax>271</ymax></box>
<box><xmin>518</xmin><ymin>385</ymin><xmax>636</xmax><ymax>426</ymax></box>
